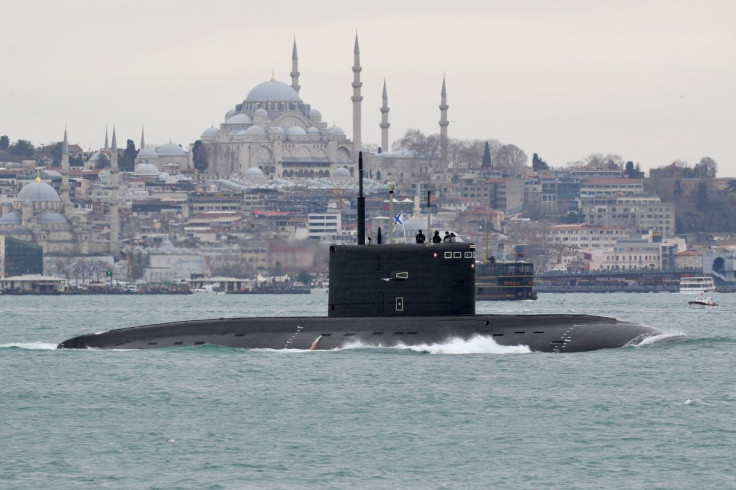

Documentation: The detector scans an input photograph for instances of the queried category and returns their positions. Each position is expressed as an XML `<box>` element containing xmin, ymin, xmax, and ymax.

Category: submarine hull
<box><xmin>57</xmin><ymin>314</ymin><xmax>662</xmax><ymax>353</ymax></box>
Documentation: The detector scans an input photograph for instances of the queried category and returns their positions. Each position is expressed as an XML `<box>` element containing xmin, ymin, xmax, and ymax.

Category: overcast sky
<box><xmin>1</xmin><ymin>0</ymin><xmax>734</xmax><ymax>175</ymax></box>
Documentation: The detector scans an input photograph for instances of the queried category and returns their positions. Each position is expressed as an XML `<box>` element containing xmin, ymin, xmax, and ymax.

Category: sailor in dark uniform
<box><xmin>443</xmin><ymin>231</ymin><xmax>451</xmax><ymax>243</ymax></box>
<box><xmin>415</xmin><ymin>230</ymin><xmax>426</xmax><ymax>244</ymax></box>
<box><xmin>432</xmin><ymin>231</ymin><xmax>442</xmax><ymax>243</ymax></box>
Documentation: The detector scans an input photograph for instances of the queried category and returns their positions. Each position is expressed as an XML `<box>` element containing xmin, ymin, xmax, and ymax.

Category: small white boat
<box><xmin>688</xmin><ymin>293</ymin><xmax>719</xmax><ymax>308</ymax></box>
<box><xmin>191</xmin><ymin>284</ymin><xmax>225</xmax><ymax>294</ymax></box>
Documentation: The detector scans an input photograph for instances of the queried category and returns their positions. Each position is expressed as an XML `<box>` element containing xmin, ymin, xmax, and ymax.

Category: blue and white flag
<box><xmin>394</xmin><ymin>213</ymin><xmax>403</xmax><ymax>225</ymax></box>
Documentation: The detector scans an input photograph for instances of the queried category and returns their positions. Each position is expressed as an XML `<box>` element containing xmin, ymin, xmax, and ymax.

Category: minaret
<box><xmin>380</xmin><ymin>79</ymin><xmax>390</xmax><ymax>152</ymax></box>
<box><xmin>61</xmin><ymin>128</ymin><xmax>70</xmax><ymax>202</ymax></box>
<box><xmin>109</xmin><ymin>128</ymin><xmax>120</xmax><ymax>255</ymax></box>
<box><xmin>140</xmin><ymin>126</ymin><xmax>146</xmax><ymax>149</ymax></box>
<box><xmin>439</xmin><ymin>75</ymin><xmax>449</xmax><ymax>164</ymax></box>
<box><xmin>110</xmin><ymin>127</ymin><xmax>119</xmax><ymax>175</ymax></box>
<box><xmin>290</xmin><ymin>39</ymin><xmax>300</xmax><ymax>95</ymax></box>
<box><xmin>104</xmin><ymin>127</ymin><xmax>109</xmax><ymax>149</ymax></box>
<box><xmin>351</xmin><ymin>33</ymin><xmax>363</xmax><ymax>163</ymax></box>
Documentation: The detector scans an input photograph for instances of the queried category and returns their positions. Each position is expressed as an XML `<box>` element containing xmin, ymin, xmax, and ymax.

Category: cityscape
<box><xmin>1</xmin><ymin>37</ymin><xmax>735</xmax><ymax>295</ymax></box>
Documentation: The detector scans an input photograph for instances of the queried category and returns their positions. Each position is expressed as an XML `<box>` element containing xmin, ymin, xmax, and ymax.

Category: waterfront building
<box><xmin>581</xmin><ymin>195</ymin><xmax>675</xmax><ymax>237</ymax></box>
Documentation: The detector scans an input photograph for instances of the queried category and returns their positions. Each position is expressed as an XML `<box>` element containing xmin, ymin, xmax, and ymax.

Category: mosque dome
<box><xmin>134</xmin><ymin>163</ymin><xmax>160</xmax><ymax>176</ymax></box>
<box><xmin>309</xmin><ymin>109</ymin><xmax>322</xmax><ymax>119</ymax></box>
<box><xmin>37</xmin><ymin>211</ymin><xmax>69</xmax><ymax>225</ymax></box>
<box><xmin>0</xmin><ymin>210</ymin><xmax>22</xmax><ymax>224</ymax></box>
<box><xmin>328</xmin><ymin>126</ymin><xmax>345</xmax><ymax>136</ymax></box>
<box><xmin>246</xmin><ymin>125</ymin><xmax>266</xmax><ymax>135</ymax></box>
<box><xmin>285</xmin><ymin>126</ymin><xmax>307</xmax><ymax>137</ymax></box>
<box><xmin>334</xmin><ymin>167</ymin><xmax>351</xmax><ymax>178</ymax></box>
<box><xmin>157</xmin><ymin>142</ymin><xmax>187</xmax><ymax>156</ymax></box>
<box><xmin>306</xmin><ymin>126</ymin><xmax>321</xmax><ymax>135</ymax></box>
<box><xmin>244</xmin><ymin>167</ymin><xmax>264</xmax><ymax>177</ymax></box>
<box><xmin>17</xmin><ymin>181</ymin><xmax>61</xmax><ymax>202</ymax></box>
<box><xmin>7</xmin><ymin>226</ymin><xmax>32</xmax><ymax>235</ymax></box>
<box><xmin>138</xmin><ymin>147</ymin><xmax>157</xmax><ymax>157</ymax></box>
<box><xmin>225</xmin><ymin>113</ymin><xmax>253</xmax><ymax>125</ymax></box>
<box><xmin>225</xmin><ymin>109</ymin><xmax>237</xmax><ymax>118</ymax></box>
<box><xmin>269</xmin><ymin>127</ymin><xmax>285</xmax><ymax>135</ymax></box>
<box><xmin>245</xmin><ymin>80</ymin><xmax>301</xmax><ymax>103</ymax></box>
<box><xmin>202</xmin><ymin>127</ymin><xmax>219</xmax><ymax>137</ymax></box>
<box><xmin>254</xmin><ymin>108</ymin><xmax>268</xmax><ymax>117</ymax></box>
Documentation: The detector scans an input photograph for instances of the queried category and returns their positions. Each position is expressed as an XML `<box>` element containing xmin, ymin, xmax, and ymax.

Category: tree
<box><xmin>0</xmin><ymin>135</ymin><xmax>9</xmax><ymax>150</ymax></box>
<box><xmin>51</xmin><ymin>142</ymin><xmax>63</xmax><ymax>167</ymax></box>
<box><xmin>532</xmin><ymin>153</ymin><xmax>549</xmax><ymax>171</ymax></box>
<box><xmin>495</xmin><ymin>144</ymin><xmax>527</xmax><ymax>168</ymax></box>
<box><xmin>94</xmin><ymin>153</ymin><xmax>110</xmax><ymax>169</ymax></box>
<box><xmin>192</xmin><ymin>140</ymin><xmax>208</xmax><ymax>172</ymax></box>
<box><xmin>120</xmin><ymin>139</ymin><xmax>138</xmax><ymax>172</ymax></box>
<box><xmin>694</xmin><ymin>157</ymin><xmax>718</xmax><ymax>179</ymax></box>
<box><xmin>9</xmin><ymin>139</ymin><xmax>35</xmax><ymax>158</ymax></box>
<box><xmin>481</xmin><ymin>142</ymin><xmax>491</xmax><ymax>168</ymax></box>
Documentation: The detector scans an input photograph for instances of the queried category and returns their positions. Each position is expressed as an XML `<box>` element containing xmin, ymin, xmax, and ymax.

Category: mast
<box><xmin>357</xmin><ymin>152</ymin><xmax>365</xmax><ymax>245</ymax></box>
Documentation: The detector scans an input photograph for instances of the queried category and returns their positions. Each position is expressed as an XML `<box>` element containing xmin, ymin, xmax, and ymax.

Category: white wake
<box><xmin>0</xmin><ymin>342</ymin><xmax>58</xmax><ymax>350</ymax></box>
<box><xmin>339</xmin><ymin>335</ymin><xmax>531</xmax><ymax>355</ymax></box>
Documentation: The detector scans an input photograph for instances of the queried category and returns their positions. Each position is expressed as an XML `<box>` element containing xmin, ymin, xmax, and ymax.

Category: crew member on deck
<box><xmin>432</xmin><ymin>231</ymin><xmax>442</xmax><ymax>243</ymax></box>
<box><xmin>443</xmin><ymin>231</ymin><xmax>451</xmax><ymax>243</ymax></box>
<box><xmin>415</xmin><ymin>230</ymin><xmax>426</xmax><ymax>244</ymax></box>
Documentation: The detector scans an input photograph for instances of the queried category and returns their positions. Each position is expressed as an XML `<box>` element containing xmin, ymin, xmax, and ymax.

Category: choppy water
<box><xmin>1</xmin><ymin>293</ymin><xmax>734</xmax><ymax>489</ymax></box>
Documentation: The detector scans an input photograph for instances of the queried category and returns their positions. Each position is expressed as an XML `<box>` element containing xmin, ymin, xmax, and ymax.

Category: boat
<box><xmin>190</xmin><ymin>284</ymin><xmax>225</xmax><ymax>294</ymax></box>
<box><xmin>680</xmin><ymin>276</ymin><xmax>716</xmax><ymax>293</ymax></box>
<box><xmin>57</xmin><ymin>153</ymin><xmax>663</xmax><ymax>353</ymax></box>
<box><xmin>476</xmin><ymin>260</ymin><xmax>537</xmax><ymax>301</ymax></box>
<box><xmin>688</xmin><ymin>293</ymin><xmax>719</xmax><ymax>308</ymax></box>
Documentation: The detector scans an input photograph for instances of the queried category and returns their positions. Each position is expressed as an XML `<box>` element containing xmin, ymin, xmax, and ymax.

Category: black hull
<box><xmin>57</xmin><ymin>314</ymin><xmax>662</xmax><ymax>353</ymax></box>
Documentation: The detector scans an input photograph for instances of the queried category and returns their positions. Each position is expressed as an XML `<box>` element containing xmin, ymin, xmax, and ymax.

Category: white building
<box><xmin>307</xmin><ymin>212</ymin><xmax>342</xmax><ymax>241</ymax></box>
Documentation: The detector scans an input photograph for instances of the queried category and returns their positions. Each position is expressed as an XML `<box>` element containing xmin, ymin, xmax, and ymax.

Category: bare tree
<box><xmin>494</xmin><ymin>144</ymin><xmax>528</xmax><ymax>168</ymax></box>
<box><xmin>695</xmin><ymin>157</ymin><xmax>718</xmax><ymax>178</ymax></box>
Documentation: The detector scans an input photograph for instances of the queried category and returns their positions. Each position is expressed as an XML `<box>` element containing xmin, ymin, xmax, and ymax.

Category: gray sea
<box><xmin>1</xmin><ymin>292</ymin><xmax>734</xmax><ymax>489</ymax></box>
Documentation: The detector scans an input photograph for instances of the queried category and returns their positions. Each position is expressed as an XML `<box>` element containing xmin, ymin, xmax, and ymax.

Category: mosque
<box><xmin>0</xmin><ymin>129</ymin><xmax>120</xmax><ymax>256</ymax></box>
<box><xmin>198</xmin><ymin>36</ymin><xmax>450</xmax><ymax>181</ymax></box>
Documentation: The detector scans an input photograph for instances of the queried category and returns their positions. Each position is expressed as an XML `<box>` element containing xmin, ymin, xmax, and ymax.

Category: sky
<box><xmin>1</xmin><ymin>0</ymin><xmax>734</xmax><ymax>175</ymax></box>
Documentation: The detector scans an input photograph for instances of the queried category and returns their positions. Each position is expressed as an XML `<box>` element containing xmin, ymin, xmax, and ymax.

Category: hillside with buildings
<box><xmin>2</xmin><ymin>38</ymin><xmax>735</xmax><ymax>292</ymax></box>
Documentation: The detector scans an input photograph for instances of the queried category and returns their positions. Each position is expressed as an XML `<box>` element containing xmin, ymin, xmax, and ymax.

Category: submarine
<box><xmin>58</xmin><ymin>154</ymin><xmax>663</xmax><ymax>353</ymax></box>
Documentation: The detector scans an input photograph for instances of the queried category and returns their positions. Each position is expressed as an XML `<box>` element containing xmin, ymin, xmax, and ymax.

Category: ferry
<box><xmin>679</xmin><ymin>276</ymin><xmax>716</xmax><ymax>294</ymax></box>
<box><xmin>475</xmin><ymin>260</ymin><xmax>537</xmax><ymax>301</ymax></box>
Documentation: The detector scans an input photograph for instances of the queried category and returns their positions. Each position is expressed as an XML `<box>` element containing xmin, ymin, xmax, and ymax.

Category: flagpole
<box><xmin>388</xmin><ymin>182</ymin><xmax>395</xmax><ymax>244</ymax></box>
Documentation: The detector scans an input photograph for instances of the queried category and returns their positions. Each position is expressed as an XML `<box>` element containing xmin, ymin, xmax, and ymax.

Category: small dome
<box><xmin>88</xmin><ymin>151</ymin><xmax>108</xmax><ymax>162</ymax></box>
<box><xmin>334</xmin><ymin>167</ymin><xmax>351</xmax><ymax>178</ymax></box>
<box><xmin>309</xmin><ymin>109</ymin><xmax>322</xmax><ymax>118</ymax></box>
<box><xmin>244</xmin><ymin>167</ymin><xmax>264</xmax><ymax>177</ymax></box>
<box><xmin>202</xmin><ymin>127</ymin><xmax>219</xmax><ymax>137</ymax></box>
<box><xmin>134</xmin><ymin>163</ymin><xmax>160</xmax><ymax>176</ymax></box>
<box><xmin>138</xmin><ymin>148</ymin><xmax>157</xmax><ymax>157</ymax></box>
<box><xmin>246</xmin><ymin>125</ymin><xmax>266</xmax><ymax>135</ymax></box>
<box><xmin>225</xmin><ymin>109</ymin><xmax>237</xmax><ymax>118</ymax></box>
<box><xmin>6</xmin><ymin>226</ymin><xmax>32</xmax><ymax>235</ymax></box>
<box><xmin>245</xmin><ymin>80</ymin><xmax>301</xmax><ymax>103</ymax></box>
<box><xmin>0</xmin><ymin>210</ymin><xmax>22</xmax><ymax>224</ymax></box>
<box><xmin>285</xmin><ymin>126</ymin><xmax>307</xmax><ymax>136</ymax></box>
<box><xmin>157</xmin><ymin>142</ymin><xmax>187</xmax><ymax>156</ymax></box>
<box><xmin>37</xmin><ymin>211</ymin><xmax>68</xmax><ymax>225</ymax></box>
<box><xmin>254</xmin><ymin>108</ymin><xmax>268</xmax><ymax>116</ymax></box>
<box><xmin>306</xmin><ymin>126</ymin><xmax>320</xmax><ymax>135</ymax></box>
<box><xmin>17</xmin><ymin>181</ymin><xmax>61</xmax><ymax>202</ymax></box>
<box><xmin>269</xmin><ymin>126</ymin><xmax>285</xmax><ymax>135</ymax></box>
<box><xmin>329</xmin><ymin>126</ymin><xmax>345</xmax><ymax>136</ymax></box>
<box><xmin>225</xmin><ymin>113</ymin><xmax>253</xmax><ymax>125</ymax></box>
